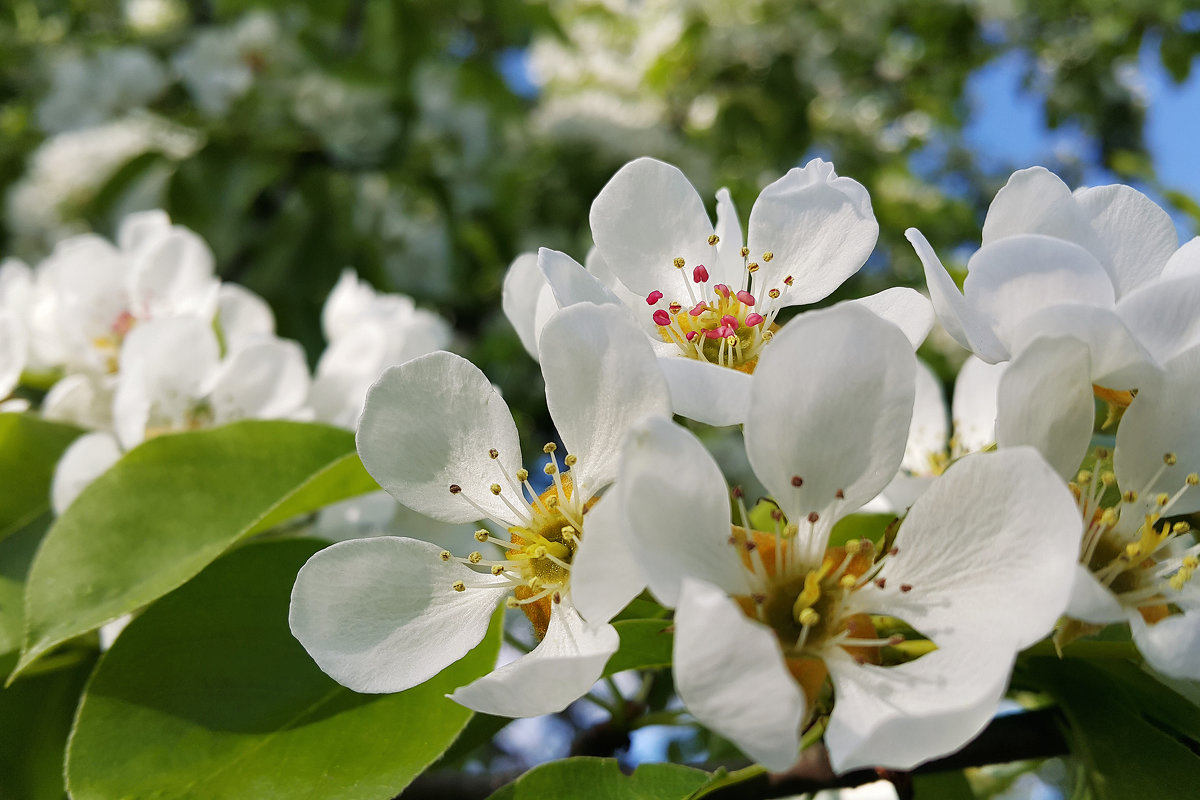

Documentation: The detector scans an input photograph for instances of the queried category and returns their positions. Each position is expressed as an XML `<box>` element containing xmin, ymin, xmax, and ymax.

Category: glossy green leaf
<box><xmin>68</xmin><ymin>538</ymin><xmax>501</xmax><ymax>800</ymax></box>
<box><xmin>15</xmin><ymin>421</ymin><xmax>378</xmax><ymax>677</ymax></box>
<box><xmin>486</xmin><ymin>757</ymin><xmax>714</xmax><ymax>800</ymax></box>
<box><xmin>603</xmin><ymin>619</ymin><xmax>673</xmax><ymax>677</ymax></box>
<box><xmin>828</xmin><ymin>512</ymin><xmax>895</xmax><ymax>549</ymax></box>
<box><xmin>0</xmin><ymin>515</ymin><xmax>50</xmax><ymax>661</ymax></box>
<box><xmin>0</xmin><ymin>413</ymin><xmax>82</xmax><ymax>542</ymax></box>
<box><xmin>0</xmin><ymin>651</ymin><xmax>96</xmax><ymax>800</ymax></box>
<box><xmin>1028</xmin><ymin>657</ymin><xmax>1200</xmax><ymax>800</ymax></box>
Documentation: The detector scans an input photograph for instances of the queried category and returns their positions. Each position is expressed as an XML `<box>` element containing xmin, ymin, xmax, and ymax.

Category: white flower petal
<box><xmin>310</xmin><ymin>323</ymin><xmax>389</xmax><ymax>428</ymax></box>
<box><xmin>619</xmin><ymin>417</ymin><xmax>751</xmax><ymax>607</ymax></box>
<box><xmin>117</xmin><ymin>209</ymin><xmax>171</xmax><ymax>253</ymax></box>
<box><xmin>51</xmin><ymin>431</ymin><xmax>122</xmax><ymax>515</ymax></box>
<box><xmin>747</xmin><ymin>159</ymin><xmax>877</xmax><ymax>306</ymax></box>
<box><xmin>902</xmin><ymin>360</ymin><xmax>948</xmax><ymax>475</ymax></box>
<box><xmin>289</xmin><ymin>536</ymin><xmax>508</xmax><ymax>693</ymax></box>
<box><xmin>448</xmin><ymin>601</ymin><xmax>618</xmax><ymax>717</ymax></box>
<box><xmin>1115</xmin><ymin>346</ymin><xmax>1200</xmax><ymax>516</ymax></box>
<box><xmin>1065</xmin><ymin>564</ymin><xmax>1127</xmax><ymax>624</ymax></box>
<box><xmin>0</xmin><ymin>311</ymin><xmax>25</xmax><ymax>399</ymax></box>
<box><xmin>847</xmin><ymin>287</ymin><xmax>934</xmax><ymax>349</ymax></box>
<box><xmin>996</xmin><ymin>337</ymin><xmax>1095</xmax><ymax>480</ymax></box>
<box><xmin>127</xmin><ymin>225</ymin><xmax>219</xmax><ymax>319</ymax></box>
<box><xmin>964</xmin><ymin>235</ymin><xmax>1114</xmax><ymax>349</ymax></box>
<box><xmin>859</xmin><ymin>448</ymin><xmax>1081</xmax><ymax>650</ymax></box>
<box><xmin>1008</xmin><ymin>303</ymin><xmax>1155</xmax><ymax>389</ymax></box>
<box><xmin>210</xmin><ymin>337</ymin><xmax>311</xmax><ymax>422</ymax></box>
<box><xmin>1074</xmin><ymin>184</ymin><xmax>1177</xmax><ymax>298</ymax></box>
<box><xmin>870</xmin><ymin>473</ymin><xmax>935</xmax><ymax>514</ymax></box>
<box><xmin>746</xmin><ymin>304</ymin><xmax>914</xmax><ymax>531</ymax></box>
<box><xmin>217</xmin><ymin>282</ymin><xmax>275</xmax><ymax>351</ymax></box>
<box><xmin>356</xmin><ymin>352</ymin><xmax>523</xmax><ymax>525</ymax></box>
<box><xmin>713</xmin><ymin>187</ymin><xmax>746</xmax><ymax>288</ymax></box>
<box><xmin>502</xmin><ymin>252</ymin><xmax>548</xmax><ymax>359</ymax></box>
<box><xmin>42</xmin><ymin>372</ymin><xmax>114</xmax><ymax>431</ymax></box>
<box><xmin>1162</xmin><ymin>237</ymin><xmax>1200</xmax><ymax>279</ymax></box>
<box><xmin>538</xmin><ymin>247</ymin><xmax>621</xmax><ymax>309</ymax></box>
<box><xmin>323</xmin><ymin>270</ymin><xmax>383</xmax><ymax>342</ymax></box>
<box><xmin>1130</xmin><ymin>608</ymin><xmax>1200</xmax><ymax>681</ymax></box>
<box><xmin>539</xmin><ymin>303</ymin><xmax>671</xmax><ymax>497</ymax></box>
<box><xmin>113</xmin><ymin>317</ymin><xmax>221</xmax><ymax>448</ymax></box>
<box><xmin>950</xmin><ymin>356</ymin><xmax>1005</xmax><ymax>454</ymax></box>
<box><xmin>1117</xmin><ymin>274</ymin><xmax>1200</xmax><ymax>366</ymax></box>
<box><xmin>657</xmin><ymin>356</ymin><xmax>752</xmax><ymax>427</ymax></box>
<box><xmin>589</xmin><ymin>157</ymin><xmax>714</xmax><ymax>297</ymax></box>
<box><xmin>674</xmin><ymin>577</ymin><xmax>805</xmax><ymax>772</ymax></box>
<box><xmin>824</xmin><ymin>645</ymin><xmax>1010</xmax><ymax>773</ymax></box>
<box><xmin>981</xmin><ymin>167</ymin><xmax>1092</xmax><ymax>248</ymax></box>
<box><xmin>568</xmin><ymin>492</ymin><xmax>646</xmax><ymax>624</ymax></box>
<box><xmin>905</xmin><ymin>228</ymin><xmax>1008</xmax><ymax>362</ymax></box>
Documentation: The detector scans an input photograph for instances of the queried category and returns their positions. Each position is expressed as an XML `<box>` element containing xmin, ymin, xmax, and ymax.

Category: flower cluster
<box><xmin>287</xmin><ymin>157</ymin><xmax>1200</xmax><ymax>774</ymax></box>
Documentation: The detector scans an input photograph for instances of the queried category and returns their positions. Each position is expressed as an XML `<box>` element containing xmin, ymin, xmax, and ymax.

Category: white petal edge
<box><xmin>950</xmin><ymin>356</ymin><xmax>1005</xmax><ymax>455</ymax></box>
<box><xmin>501</xmin><ymin>252</ymin><xmax>546</xmax><ymax>359</ymax></box>
<box><xmin>569</xmin><ymin>491</ymin><xmax>647</xmax><ymax>624</ymax></box>
<box><xmin>1065</xmin><ymin>563</ymin><xmax>1127</xmax><ymax>624</ymax></box>
<box><xmin>289</xmin><ymin>536</ymin><xmax>509</xmax><ymax>693</ymax></box>
<box><xmin>51</xmin><ymin>431</ymin><xmax>123</xmax><ymax>515</ymax></box>
<box><xmin>675</xmin><ymin>577</ymin><xmax>806</xmax><ymax>772</ymax></box>
<box><xmin>1130</xmin><ymin>608</ymin><xmax>1200</xmax><ymax>682</ymax></box>
<box><xmin>902</xmin><ymin>360</ymin><xmax>948</xmax><ymax>476</ymax></box>
<box><xmin>847</xmin><ymin>287</ymin><xmax>934</xmax><ymax>349</ymax></box>
<box><xmin>658</xmin><ymin>355</ymin><xmax>752</xmax><ymax>427</ymax></box>
<box><xmin>1162</xmin><ymin>237</ymin><xmax>1200</xmax><ymax>279</ymax></box>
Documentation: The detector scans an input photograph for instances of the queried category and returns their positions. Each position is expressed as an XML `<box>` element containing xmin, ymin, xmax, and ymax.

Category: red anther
<box><xmin>783</xmin><ymin>275</ymin><xmax>794</xmax><ymax>286</ymax></box>
<box><xmin>899</xmin><ymin>584</ymin><xmax>913</xmax><ymax>593</ymax></box>
<box><xmin>646</xmin><ymin>290</ymin><xmax>664</xmax><ymax>305</ymax></box>
<box><xmin>692</xmin><ymin>265</ymin><xmax>709</xmax><ymax>283</ymax></box>
<box><xmin>807</xmin><ymin>512</ymin><xmax>820</xmax><ymax>523</ymax></box>
<box><xmin>685</xmin><ymin>331</ymin><xmax>697</xmax><ymax>341</ymax></box>
<box><xmin>689</xmin><ymin>302</ymin><xmax>707</xmax><ymax>316</ymax></box>
<box><xmin>721</xmin><ymin>314</ymin><xmax>740</xmax><ymax>329</ymax></box>
<box><xmin>736</xmin><ymin>290</ymin><xmax>756</xmax><ymax>306</ymax></box>
<box><xmin>770</xmin><ymin>509</ymin><xmax>783</xmax><ymax>521</ymax></box>
<box><xmin>713</xmin><ymin>283</ymin><xmax>731</xmax><ymax>298</ymax></box>
<box><xmin>889</xmin><ymin>547</ymin><xmax>900</xmax><ymax>556</ymax></box>
<box><xmin>791</xmin><ymin>476</ymin><xmax>803</xmax><ymax>486</ymax></box>
<box><xmin>449</xmin><ymin>484</ymin><xmax>462</xmax><ymax>494</ymax></box>
<box><xmin>704</xmin><ymin>328</ymin><xmax>725</xmax><ymax>339</ymax></box>
<box><xmin>668</xmin><ymin>301</ymin><xmax>682</xmax><ymax>314</ymax></box>
<box><xmin>835</xmin><ymin>488</ymin><xmax>845</xmax><ymax>499</ymax></box>
<box><xmin>652</xmin><ymin>310</ymin><xmax>671</xmax><ymax>326</ymax></box>
<box><xmin>732</xmin><ymin>486</ymin><xmax>744</xmax><ymax>498</ymax></box>
<box><xmin>874</xmin><ymin>578</ymin><xmax>886</xmax><ymax>589</ymax></box>
<box><xmin>745</xmin><ymin>313</ymin><xmax>765</xmax><ymax>327</ymax></box>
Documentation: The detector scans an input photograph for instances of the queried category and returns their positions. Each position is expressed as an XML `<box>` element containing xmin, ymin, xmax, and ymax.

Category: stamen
<box><xmin>646</xmin><ymin>290</ymin><xmax>664</xmax><ymax>305</ymax></box>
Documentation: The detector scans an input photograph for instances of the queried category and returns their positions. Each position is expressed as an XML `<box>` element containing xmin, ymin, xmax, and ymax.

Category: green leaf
<box><xmin>913</xmin><ymin>770</ymin><xmax>975</xmax><ymax>798</ymax></box>
<box><xmin>67</xmin><ymin>538</ymin><xmax>501</xmax><ymax>800</ymax></box>
<box><xmin>1027</xmin><ymin>657</ymin><xmax>1200</xmax><ymax>799</ymax></box>
<box><xmin>603</xmin><ymin>619</ymin><xmax>674</xmax><ymax>677</ymax></box>
<box><xmin>0</xmin><ymin>515</ymin><xmax>51</xmax><ymax>660</ymax></box>
<box><xmin>15</xmin><ymin>421</ymin><xmax>378</xmax><ymax>678</ymax></box>
<box><xmin>486</xmin><ymin>757</ymin><xmax>714</xmax><ymax>800</ymax></box>
<box><xmin>828</xmin><ymin>513</ymin><xmax>895</xmax><ymax>549</ymax></box>
<box><xmin>0</xmin><ymin>651</ymin><xmax>96</xmax><ymax>800</ymax></box>
<box><xmin>0</xmin><ymin>413</ymin><xmax>82</xmax><ymax>542</ymax></box>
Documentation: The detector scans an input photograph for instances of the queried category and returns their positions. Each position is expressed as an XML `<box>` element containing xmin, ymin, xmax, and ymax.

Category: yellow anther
<box><xmin>505</xmin><ymin>596</ymin><xmax>519</xmax><ymax>608</ymax></box>
<box><xmin>543</xmin><ymin>442</ymin><xmax>557</xmax><ymax>454</ymax></box>
<box><xmin>490</xmin><ymin>483</ymin><xmax>502</xmax><ymax>495</ymax></box>
<box><xmin>516</xmin><ymin>468</ymin><xmax>529</xmax><ymax>482</ymax></box>
<box><xmin>845</xmin><ymin>539</ymin><xmax>862</xmax><ymax>556</ymax></box>
<box><xmin>1076</xmin><ymin>470</ymin><xmax>1092</xmax><ymax>483</ymax></box>
<box><xmin>544</xmin><ymin>463</ymin><xmax>557</xmax><ymax>475</ymax></box>
<box><xmin>740</xmin><ymin>247</ymin><xmax>750</xmax><ymax>257</ymax></box>
<box><xmin>1156</xmin><ymin>492</ymin><xmax>1170</xmax><ymax>507</ymax></box>
<box><xmin>1101</xmin><ymin>472</ymin><xmax>1116</xmax><ymax>486</ymax></box>
<box><xmin>439</xmin><ymin>550</ymin><xmax>452</xmax><ymax>561</ymax></box>
<box><xmin>561</xmin><ymin>525</ymin><xmax>577</xmax><ymax>540</ymax></box>
<box><xmin>468</xmin><ymin>552</ymin><xmax>483</xmax><ymax>564</ymax></box>
<box><xmin>475</xmin><ymin>529</ymin><xmax>490</xmax><ymax>542</ymax></box>
<box><xmin>1100</xmin><ymin>509</ymin><xmax>1119</xmax><ymax>527</ymax></box>
<box><xmin>1183</xmin><ymin>556</ymin><xmax>1200</xmax><ymax>570</ymax></box>
<box><xmin>762</xmin><ymin>251</ymin><xmax>774</xmax><ymax>262</ymax></box>
<box><xmin>488</xmin><ymin>448</ymin><xmax>499</xmax><ymax>459</ymax></box>
<box><xmin>1187</xmin><ymin>473</ymin><xmax>1199</xmax><ymax>486</ymax></box>
<box><xmin>1125</xmin><ymin>543</ymin><xmax>1141</xmax><ymax>559</ymax></box>
<box><xmin>1122</xmin><ymin>489</ymin><xmax>1139</xmax><ymax>504</ymax></box>
<box><xmin>797</xmin><ymin>608</ymin><xmax>820</xmax><ymax>627</ymax></box>
<box><xmin>747</xmin><ymin>262</ymin><xmax>759</xmax><ymax>273</ymax></box>
<box><xmin>761</xmin><ymin>330</ymin><xmax>773</xmax><ymax>341</ymax></box>
<box><xmin>708</xmin><ymin>234</ymin><xmax>720</xmax><ymax>246</ymax></box>
<box><xmin>725</xmin><ymin>334</ymin><xmax>738</xmax><ymax>345</ymax></box>
<box><xmin>1173</xmin><ymin>521</ymin><xmax>1192</xmax><ymax>534</ymax></box>
<box><xmin>491</xmin><ymin>565</ymin><xmax>506</xmax><ymax>576</ymax></box>
<box><xmin>546</xmin><ymin>495</ymin><xmax>559</xmax><ymax>507</ymax></box>
<box><xmin>839</xmin><ymin>574</ymin><xmax>857</xmax><ymax>589</ymax></box>
<box><xmin>767</xmin><ymin>287</ymin><xmax>779</xmax><ymax>298</ymax></box>
<box><xmin>532</xmin><ymin>546</ymin><xmax>547</xmax><ymax>558</ymax></box>
<box><xmin>1095</xmin><ymin>447</ymin><xmax>1110</xmax><ymax>460</ymax></box>
<box><xmin>452</xmin><ymin>581</ymin><xmax>466</xmax><ymax>592</ymax></box>
<box><xmin>673</xmin><ymin>257</ymin><xmax>685</xmax><ymax>269</ymax></box>
<box><xmin>1164</xmin><ymin>452</ymin><xmax>1178</xmax><ymax>465</ymax></box>
<box><xmin>1170</xmin><ymin>574</ymin><xmax>1187</xmax><ymax>592</ymax></box>
<box><xmin>565</xmin><ymin>454</ymin><xmax>578</xmax><ymax>467</ymax></box>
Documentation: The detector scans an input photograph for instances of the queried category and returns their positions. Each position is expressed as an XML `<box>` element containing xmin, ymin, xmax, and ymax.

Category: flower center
<box><xmin>1071</xmin><ymin>447</ymin><xmax>1199</xmax><ymax>623</ymax></box>
<box><xmin>442</xmin><ymin>443</ymin><xmax>590</xmax><ymax>639</ymax></box>
<box><xmin>92</xmin><ymin>310</ymin><xmax>138</xmax><ymax>373</ymax></box>
<box><xmin>645</xmin><ymin>238</ymin><xmax>795</xmax><ymax>372</ymax></box>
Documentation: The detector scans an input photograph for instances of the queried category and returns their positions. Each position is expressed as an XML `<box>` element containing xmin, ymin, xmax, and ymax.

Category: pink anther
<box><xmin>713</xmin><ymin>283</ymin><xmax>731</xmax><ymax>299</ymax></box>
<box><xmin>685</xmin><ymin>331</ymin><xmax>697</xmax><ymax>341</ymax></box>
<box><xmin>689</xmin><ymin>302</ymin><xmax>708</xmax><ymax>316</ymax></box>
<box><xmin>646</xmin><ymin>290</ymin><xmax>664</xmax><ymax>305</ymax></box>
<box><xmin>745</xmin><ymin>313</ymin><xmax>765</xmax><ymax>327</ymax></box>
<box><xmin>692</xmin><ymin>265</ymin><xmax>709</xmax><ymax>283</ymax></box>
<box><xmin>736</xmin><ymin>290</ymin><xmax>756</xmax><ymax>306</ymax></box>
<box><xmin>721</xmin><ymin>314</ymin><xmax>740</xmax><ymax>330</ymax></box>
<box><xmin>652</xmin><ymin>310</ymin><xmax>671</xmax><ymax>327</ymax></box>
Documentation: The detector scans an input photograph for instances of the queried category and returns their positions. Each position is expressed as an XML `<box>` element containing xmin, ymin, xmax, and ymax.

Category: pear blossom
<box><xmin>607</xmin><ymin>304</ymin><xmax>1081</xmax><ymax>772</ymax></box>
<box><xmin>51</xmin><ymin>316</ymin><xmax>310</xmax><ymax>513</ymax></box>
<box><xmin>1059</xmin><ymin>343</ymin><xmax>1200</xmax><ymax>680</ymax></box>
<box><xmin>309</xmin><ymin>269</ymin><xmax>452</xmax><ymax>429</ymax></box>
<box><xmin>290</xmin><ymin>302</ymin><xmax>671</xmax><ymax>716</ymax></box>
<box><xmin>908</xmin><ymin>168</ymin><xmax>1200</xmax><ymax>479</ymax></box>
<box><xmin>505</xmin><ymin>157</ymin><xmax>932</xmax><ymax>425</ymax></box>
<box><xmin>868</xmin><ymin>356</ymin><xmax>1006</xmax><ymax>512</ymax></box>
